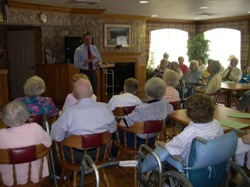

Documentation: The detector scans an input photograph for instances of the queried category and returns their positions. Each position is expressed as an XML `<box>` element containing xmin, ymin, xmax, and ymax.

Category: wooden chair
<box><xmin>0</xmin><ymin>144</ymin><xmax>50</xmax><ymax>186</ymax></box>
<box><xmin>54</xmin><ymin>131</ymin><xmax>112</xmax><ymax>187</ymax></box>
<box><xmin>26</xmin><ymin>115</ymin><xmax>58</xmax><ymax>187</ymax></box>
<box><xmin>161</xmin><ymin>100</ymin><xmax>181</xmax><ymax>141</ymax></box>
<box><xmin>112</xmin><ymin>105</ymin><xmax>136</xmax><ymax>121</ymax></box>
<box><xmin>207</xmin><ymin>89</ymin><xmax>221</xmax><ymax>105</ymax></box>
<box><xmin>114</xmin><ymin>120</ymin><xmax>164</xmax><ymax>187</ymax></box>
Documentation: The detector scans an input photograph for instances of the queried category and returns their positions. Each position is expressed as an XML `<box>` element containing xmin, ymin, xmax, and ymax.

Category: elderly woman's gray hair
<box><xmin>190</xmin><ymin>60</ymin><xmax>199</xmax><ymax>68</ymax></box>
<box><xmin>23</xmin><ymin>76</ymin><xmax>45</xmax><ymax>97</ymax></box>
<box><xmin>145</xmin><ymin>77</ymin><xmax>166</xmax><ymax>100</ymax></box>
<box><xmin>2</xmin><ymin>100</ymin><xmax>29</xmax><ymax>128</ymax></box>
<box><xmin>209</xmin><ymin>60</ymin><xmax>221</xmax><ymax>74</ymax></box>
<box><xmin>162</xmin><ymin>70</ymin><xmax>180</xmax><ymax>87</ymax></box>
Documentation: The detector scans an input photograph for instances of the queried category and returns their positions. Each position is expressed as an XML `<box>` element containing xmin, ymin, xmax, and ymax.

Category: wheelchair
<box><xmin>137</xmin><ymin>130</ymin><xmax>250</xmax><ymax>187</ymax></box>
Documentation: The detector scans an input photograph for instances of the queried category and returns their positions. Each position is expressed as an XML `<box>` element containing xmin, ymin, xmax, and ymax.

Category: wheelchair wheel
<box><xmin>147</xmin><ymin>170</ymin><xmax>159</xmax><ymax>186</ymax></box>
<box><xmin>162</xmin><ymin>170</ymin><xmax>193</xmax><ymax>187</ymax></box>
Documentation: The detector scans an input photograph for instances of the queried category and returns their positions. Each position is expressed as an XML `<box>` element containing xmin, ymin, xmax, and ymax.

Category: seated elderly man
<box><xmin>51</xmin><ymin>79</ymin><xmax>116</xmax><ymax>166</ymax></box>
<box><xmin>221</xmin><ymin>55</ymin><xmax>242</xmax><ymax>82</ymax></box>
<box><xmin>195</xmin><ymin>60</ymin><xmax>222</xmax><ymax>95</ymax></box>
<box><xmin>108</xmin><ymin>77</ymin><xmax>142</xmax><ymax>111</ymax></box>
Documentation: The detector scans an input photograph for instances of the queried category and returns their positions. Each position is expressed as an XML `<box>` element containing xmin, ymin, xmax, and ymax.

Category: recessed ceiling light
<box><xmin>151</xmin><ymin>15</ymin><xmax>158</xmax><ymax>17</ymax></box>
<box><xmin>139</xmin><ymin>0</ymin><xmax>149</xmax><ymax>3</ymax></box>
<box><xmin>248</xmin><ymin>11</ymin><xmax>250</xmax><ymax>13</ymax></box>
<box><xmin>200</xmin><ymin>7</ymin><xmax>208</xmax><ymax>9</ymax></box>
<box><xmin>194</xmin><ymin>17</ymin><xmax>200</xmax><ymax>20</ymax></box>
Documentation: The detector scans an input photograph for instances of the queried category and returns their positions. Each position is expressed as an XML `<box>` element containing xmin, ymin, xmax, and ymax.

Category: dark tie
<box><xmin>87</xmin><ymin>47</ymin><xmax>93</xmax><ymax>72</ymax></box>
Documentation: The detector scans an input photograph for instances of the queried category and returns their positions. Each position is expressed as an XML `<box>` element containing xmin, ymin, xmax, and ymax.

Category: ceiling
<box><xmin>12</xmin><ymin>0</ymin><xmax>250</xmax><ymax>21</ymax></box>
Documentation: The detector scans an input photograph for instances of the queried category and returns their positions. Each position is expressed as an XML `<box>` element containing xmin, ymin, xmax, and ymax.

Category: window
<box><xmin>149</xmin><ymin>29</ymin><xmax>188</xmax><ymax>68</ymax></box>
<box><xmin>204</xmin><ymin>28</ymin><xmax>241</xmax><ymax>68</ymax></box>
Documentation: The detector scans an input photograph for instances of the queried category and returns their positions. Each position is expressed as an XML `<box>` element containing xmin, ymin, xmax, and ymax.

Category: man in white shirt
<box><xmin>108</xmin><ymin>78</ymin><xmax>142</xmax><ymax>111</ymax></box>
<box><xmin>221</xmin><ymin>56</ymin><xmax>242</xmax><ymax>82</ymax></box>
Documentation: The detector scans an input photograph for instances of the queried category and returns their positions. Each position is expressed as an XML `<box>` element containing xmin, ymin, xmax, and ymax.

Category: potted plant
<box><xmin>146</xmin><ymin>52</ymin><xmax>155</xmax><ymax>80</ymax></box>
<box><xmin>187</xmin><ymin>33</ymin><xmax>210</xmax><ymax>64</ymax></box>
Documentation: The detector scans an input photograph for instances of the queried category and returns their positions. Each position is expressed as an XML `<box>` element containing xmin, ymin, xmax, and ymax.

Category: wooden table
<box><xmin>221</xmin><ymin>82</ymin><xmax>250</xmax><ymax>107</ymax></box>
<box><xmin>168</xmin><ymin>105</ymin><xmax>250</xmax><ymax>133</ymax></box>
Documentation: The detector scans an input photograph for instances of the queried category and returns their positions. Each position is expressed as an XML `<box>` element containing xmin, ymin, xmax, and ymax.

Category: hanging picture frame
<box><xmin>104</xmin><ymin>24</ymin><xmax>131</xmax><ymax>48</ymax></box>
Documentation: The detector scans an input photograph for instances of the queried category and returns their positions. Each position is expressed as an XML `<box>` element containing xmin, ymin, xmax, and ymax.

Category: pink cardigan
<box><xmin>0</xmin><ymin>123</ymin><xmax>52</xmax><ymax>186</ymax></box>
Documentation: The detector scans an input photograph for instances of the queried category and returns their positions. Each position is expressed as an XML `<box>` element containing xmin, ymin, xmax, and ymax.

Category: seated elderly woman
<box><xmin>170</xmin><ymin>61</ymin><xmax>183</xmax><ymax>78</ymax></box>
<box><xmin>152</xmin><ymin>59</ymin><xmax>169</xmax><ymax>78</ymax></box>
<box><xmin>195</xmin><ymin>60</ymin><xmax>222</xmax><ymax>95</ymax></box>
<box><xmin>62</xmin><ymin>73</ymin><xmax>97</xmax><ymax>110</ymax></box>
<box><xmin>111</xmin><ymin>77</ymin><xmax>174</xmax><ymax>158</ymax></box>
<box><xmin>182</xmin><ymin>60</ymin><xmax>202</xmax><ymax>85</ymax></box>
<box><xmin>162</xmin><ymin>70</ymin><xmax>180</xmax><ymax>102</ymax></box>
<box><xmin>0</xmin><ymin>100</ymin><xmax>52</xmax><ymax>186</ymax></box>
<box><xmin>16</xmin><ymin>76</ymin><xmax>57</xmax><ymax>117</ymax></box>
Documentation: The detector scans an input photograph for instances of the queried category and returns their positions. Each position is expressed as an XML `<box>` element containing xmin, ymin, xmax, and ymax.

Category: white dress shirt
<box><xmin>108</xmin><ymin>92</ymin><xmax>142</xmax><ymax>111</ymax></box>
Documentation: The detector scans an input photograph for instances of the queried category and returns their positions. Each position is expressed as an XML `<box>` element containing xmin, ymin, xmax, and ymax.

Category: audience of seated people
<box><xmin>195</xmin><ymin>60</ymin><xmax>222</xmax><ymax>95</ymax></box>
<box><xmin>108</xmin><ymin>78</ymin><xmax>142</xmax><ymax>111</ymax></box>
<box><xmin>51</xmin><ymin>79</ymin><xmax>116</xmax><ymax>170</ymax></box>
<box><xmin>152</xmin><ymin>58</ymin><xmax>169</xmax><ymax>78</ymax></box>
<box><xmin>62</xmin><ymin>73</ymin><xmax>97</xmax><ymax>111</ymax></box>
<box><xmin>0</xmin><ymin>100</ymin><xmax>52</xmax><ymax>186</ymax></box>
<box><xmin>111</xmin><ymin>77</ymin><xmax>174</xmax><ymax>158</ymax></box>
<box><xmin>221</xmin><ymin>55</ymin><xmax>242</xmax><ymax>82</ymax></box>
<box><xmin>162</xmin><ymin>70</ymin><xmax>181</xmax><ymax>102</ymax></box>
<box><xmin>16</xmin><ymin>75</ymin><xmax>58</xmax><ymax>117</ymax></box>
<box><xmin>178</xmin><ymin>56</ymin><xmax>188</xmax><ymax>74</ymax></box>
<box><xmin>239</xmin><ymin>65</ymin><xmax>250</xmax><ymax>83</ymax></box>
<box><xmin>197</xmin><ymin>56</ymin><xmax>206</xmax><ymax>74</ymax></box>
<box><xmin>143</xmin><ymin>93</ymin><xmax>223</xmax><ymax>172</ymax></box>
<box><xmin>170</xmin><ymin>61</ymin><xmax>183</xmax><ymax>78</ymax></box>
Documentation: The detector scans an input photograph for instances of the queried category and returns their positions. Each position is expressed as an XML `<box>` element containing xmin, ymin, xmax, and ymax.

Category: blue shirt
<box><xmin>74</xmin><ymin>44</ymin><xmax>101</xmax><ymax>71</ymax></box>
<box><xmin>239</xmin><ymin>74</ymin><xmax>250</xmax><ymax>83</ymax></box>
<box><xmin>182</xmin><ymin>69</ymin><xmax>202</xmax><ymax>84</ymax></box>
<box><xmin>50</xmin><ymin>98</ymin><xmax>116</xmax><ymax>141</ymax></box>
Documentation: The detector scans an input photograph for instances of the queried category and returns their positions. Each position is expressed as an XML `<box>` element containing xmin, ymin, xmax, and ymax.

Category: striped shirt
<box><xmin>165</xmin><ymin>119</ymin><xmax>223</xmax><ymax>158</ymax></box>
<box><xmin>163</xmin><ymin>86</ymin><xmax>180</xmax><ymax>103</ymax></box>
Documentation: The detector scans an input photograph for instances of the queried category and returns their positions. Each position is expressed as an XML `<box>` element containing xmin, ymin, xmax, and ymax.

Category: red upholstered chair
<box><xmin>112</xmin><ymin>105</ymin><xmax>136</xmax><ymax>121</ymax></box>
<box><xmin>114</xmin><ymin>120</ymin><xmax>164</xmax><ymax>187</ymax></box>
<box><xmin>0</xmin><ymin>144</ymin><xmax>50</xmax><ymax>186</ymax></box>
<box><xmin>54</xmin><ymin>131</ymin><xmax>112</xmax><ymax>187</ymax></box>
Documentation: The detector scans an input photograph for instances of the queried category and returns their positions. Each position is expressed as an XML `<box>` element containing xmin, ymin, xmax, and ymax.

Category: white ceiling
<box><xmin>13</xmin><ymin>0</ymin><xmax>250</xmax><ymax>21</ymax></box>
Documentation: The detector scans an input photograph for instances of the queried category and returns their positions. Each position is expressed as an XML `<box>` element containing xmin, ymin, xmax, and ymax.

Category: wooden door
<box><xmin>7</xmin><ymin>30</ymin><xmax>36</xmax><ymax>99</ymax></box>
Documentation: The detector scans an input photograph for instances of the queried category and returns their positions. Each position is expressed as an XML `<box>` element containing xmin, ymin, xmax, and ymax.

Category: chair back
<box><xmin>0</xmin><ymin>144</ymin><xmax>50</xmax><ymax>186</ymax></box>
<box><xmin>169</xmin><ymin>101</ymin><xmax>181</xmax><ymax>110</ymax></box>
<box><xmin>54</xmin><ymin>131</ymin><xmax>112</xmax><ymax>186</ymax></box>
<box><xmin>114</xmin><ymin>120</ymin><xmax>164</xmax><ymax>156</ymax></box>
<box><xmin>187</xmin><ymin>131</ymin><xmax>238</xmax><ymax>186</ymax></box>
<box><xmin>113</xmin><ymin>105</ymin><xmax>136</xmax><ymax>116</ymax></box>
<box><xmin>26</xmin><ymin>115</ymin><xmax>50</xmax><ymax>133</ymax></box>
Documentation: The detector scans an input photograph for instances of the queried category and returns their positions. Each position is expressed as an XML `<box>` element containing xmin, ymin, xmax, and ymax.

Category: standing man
<box><xmin>74</xmin><ymin>32</ymin><xmax>101</xmax><ymax>95</ymax></box>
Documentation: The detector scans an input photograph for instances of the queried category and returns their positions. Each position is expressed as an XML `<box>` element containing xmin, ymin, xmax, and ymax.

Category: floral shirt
<box><xmin>17</xmin><ymin>96</ymin><xmax>58</xmax><ymax>117</ymax></box>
